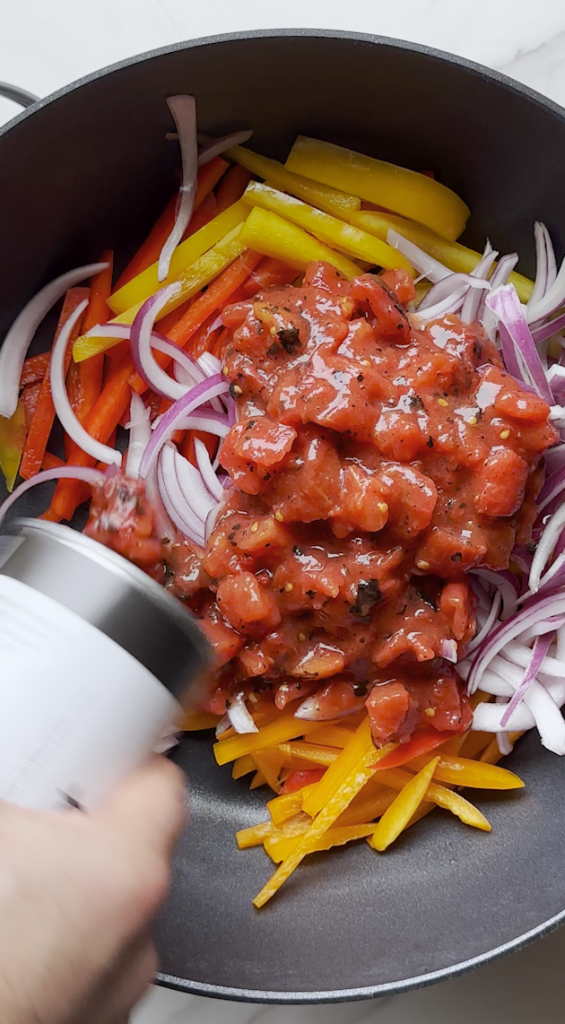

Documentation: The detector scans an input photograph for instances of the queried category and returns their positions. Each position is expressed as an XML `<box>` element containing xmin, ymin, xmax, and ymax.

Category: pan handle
<box><xmin>0</xmin><ymin>82</ymin><xmax>39</xmax><ymax>108</ymax></box>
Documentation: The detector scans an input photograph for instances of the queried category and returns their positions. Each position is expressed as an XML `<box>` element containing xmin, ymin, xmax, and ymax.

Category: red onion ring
<box><xmin>50</xmin><ymin>300</ymin><xmax>122</xmax><ymax>467</ymax></box>
<box><xmin>0</xmin><ymin>466</ymin><xmax>106</xmax><ymax>528</ymax></box>
<box><xmin>158</xmin><ymin>95</ymin><xmax>198</xmax><ymax>283</ymax></box>
<box><xmin>0</xmin><ymin>261</ymin><xmax>109</xmax><ymax>419</ymax></box>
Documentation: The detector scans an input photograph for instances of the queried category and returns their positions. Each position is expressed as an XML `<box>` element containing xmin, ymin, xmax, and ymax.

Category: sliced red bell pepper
<box><xmin>372</xmin><ymin>728</ymin><xmax>451</xmax><ymax>771</ymax></box>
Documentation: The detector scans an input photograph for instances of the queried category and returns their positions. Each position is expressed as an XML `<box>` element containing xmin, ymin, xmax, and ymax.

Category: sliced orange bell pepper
<box><xmin>369</xmin><ymin>757</ymin><xmax>440</xmax><ymax>851</ymax></box>
<box><xmin>302</xmin><ymin>718</ymin><xmax>394</xmax><ymax>819</ymax></box>
<box><xmin>253</xmin><ymin>722</ymin><xmax>383</xmax><ymax>908</ymax></box>
<box><xmin>213</xmin><ymin>712</ymin><xmax>324</xmax><ymax>766</ymax></box>
<box><xmin>408</xmin><ymin>752</ymin><xmax>524</xmax><ymax>789</ymax></box>
<box><xmin>375</xmin><ymin>767</ymin><xmax>491</xmax><ymax>831</ymax></box>
<box><xmin>265</xmin><ymin>823</ymin><xmax>376</xmax><ymax>864</ymax></box>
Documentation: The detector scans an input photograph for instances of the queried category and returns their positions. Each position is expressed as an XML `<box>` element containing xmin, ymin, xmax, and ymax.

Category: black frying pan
<box><xmin>2</xmin><ymin>29</ymin><xmax>565</xmax><ymax>1004</ymax></box>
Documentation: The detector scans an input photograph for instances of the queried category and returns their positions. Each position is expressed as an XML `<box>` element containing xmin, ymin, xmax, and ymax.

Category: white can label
<box><xmin>0</xmin><ymin>575</ymin><xmax>181</xmax><ymax>810</ymax></box>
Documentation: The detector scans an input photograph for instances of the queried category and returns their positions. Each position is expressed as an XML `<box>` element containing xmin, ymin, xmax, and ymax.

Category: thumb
<box><xmin>99</xmin><ymin>756</ymin><xmax>187</xmax><ymax>858</ymax></box>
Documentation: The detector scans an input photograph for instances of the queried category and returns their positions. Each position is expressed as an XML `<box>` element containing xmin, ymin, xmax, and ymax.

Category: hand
<box><xmin>0</xmin><ymin>756</ymin><xmax>186</xmax><ymax>1024</ymax></box>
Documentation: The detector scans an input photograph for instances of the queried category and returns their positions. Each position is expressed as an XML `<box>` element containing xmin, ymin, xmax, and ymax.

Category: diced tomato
<box><xmin>366</xmin><ymin>681</ymin><xmax>418</xmax><ymax>746</ymax></box>
<box><xmin>474</xmin><ymin>448</ymin><xmax>529</xmax><ymax>517</ymax></box>
<box><xmin>216</xmin><ymin>571</ymin><xmax>281</xmax><ymax>633</ymax></box>
<box><xmin>349</xmin><ymin>274</ymin><xmax>411</xmax><ymax>340</ymax></box>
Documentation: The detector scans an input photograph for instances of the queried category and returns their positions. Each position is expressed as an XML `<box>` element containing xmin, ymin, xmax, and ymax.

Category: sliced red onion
<box><xmin>205</xmin><ymin>504</ymin><xmax>221</xmax><ymax>543</ymax></box>
<box><xmin>478</xmin><ymin>667</ymin><xmax>513</xmax><ymax>697</ymax></box>
<box><xmin>467</xmin><ymin>592</ymin><xmax>565</xmax><ymax>693</ymax></box>
<box><xmin>198</xmin><ymin>130</ymin><xmax>253</xmax><ymax>166</ymax></box>
<box><xmin>533</xmin><ymin>311</ymin><xmax>565</xmax><ymax>346</ymax></box>
<box><xmin>158</xmin><ymin>95</ymin><xmax>198</xmax><ymax>283</ymax></box>
<box><xmin>486</xmin><ymin>285</ymin><xmax>553</xmax><ymax>403</ymax></box>
<box><xmin>439</xmin><ymin>638</ymin><xmax>458</xmax><ymax>663</ymax></box>
<box><xmin>227</xmin><ymin>694</ymin><xmax>258</xmax><ymax>734</ymax></box>
<box><xmin>174</xmin><ymin>411</ymin><xmax>230</xmax><ymax>437</ymax></box>
<box><xmin>198</xmin><ymin>351</ymin><xmax>222</xmax><ymax>376</ymax></box>
<box><xmin>125</xmin><ymin>392</ymin><xmax>151</xmax><ymax>479</ymax></box>
<box><xmin>157</xmin><ymin>447</ymin><xmax>205</xmax><ymax>546</ymax></box>
<box><xmin>473</xmin><ymin>700</ymin><xmax>535</xmax><ymax>732</ymax></box>
<box><xmin>471</xmin><ymin>569</ymin><xmax>518</xmax><ymax>618</ymax></box>
<box><xmin>174</xmin><ymin>448</ymin><xmax>217</xmax><ymax>521</ymax></box>
<box><xmin>294</xmin><ymin>694</ymin><xmax>366</xmax><ymax>721</ymax></box>
<box><xmin>146</xmin><ymin>463</ymin><xmax>174</xmax><ymax>541</ymax></box>
<box><xmin>416</xmin><ymin>274</ymin><xmax>489</xmax><ymax>313</ymax></box>
<box><xmin>504</xmin><ymin>640</ymin><xmax>565</xmax><ymax>678</ymax></box>
<box><xmin>50</xmin><ymin>300</ymin><xmax>122</xmax><ymax>467</ymax></box>
<box><xmin>523</xmin><ymin>678</ymin><xmax>565</xmax><ymax>754</ymax></box>
<box><xmin>528</xmin><ymin>222</ymin><xmax>558</xmax><ymax>315</ymax></box>
<box><xmin>537</xmin><ymin>464</ymin><xmax>565</xmax><ymax>512</ymax></box>
<box><xmin>131</xmin><ymin>285</ymin><xmax>197</xmax><ymax>401</ymax></box>
<box><xmin>215</xmin><ymin>713</ymin><xmax>232</xmax><ymax>738</ymax></box>
<box><xmin>529</xmin><ymin>502</ymin><xmax>565</xmax><ymax>593</ymax></box>
<box><xmin>88</xmin><ymin>322</ymin><xmax>212</xmax><ymax>396</ymax></box>
<box><xmin>139</xmin><ymin>374</ymin><xmax>229</xmax><ymax>478</ymax></box>
<box><xmin>467</xmin><ymin>591</ymin><xmax>502</xmax><ymax>655</ymax></box>
<box><xmin>410</xmin><ymin>287</ymin><xmax>469</xmax><ymax>326</ymax></box>
<box><xmin>489</xmin><ymin>253</ymin><xmax>520</xmax><ymax>291</ymax></box>
<box><xmin>194</xmin><ymin>438</ymin><xmax>224</xmax><ymax>501</ymax></box>
<box><xmin>500</xmin><ymin>633</ymin><xmax>554</xmax><ymax>728</ymax></box>
<box><xmin>386</xmin><ymin>229</ymin><xmax>452</xmax><ymax>284</ymax></box>
<box><xmin>481</xmin><ymin>254</ymin><xmax>520</xmax><ymax>340</ymax></box>
<box><xmin>526</xmin><ymin>252</ymin><xmax>565</xmax><ymax>324</ymax></box>
<box><xmin>529</xmin><ymin>223</ymin><xmax>551</xmax><ymax>310</ymax></box>
<box><xmin>0</xmin><ymin>261</ymin><xmax>109</xmax><ymax>419</ymax></box>
<box><xmin>496</xmin><ymin>731</ymin><xmax>514</xmax><ymax>756</ymax></box>
<box><xmin>460</xmin><ymin>247</ymin><xmax>498</xmax><ymax>324</ymax></box>
<box><xmin>0</xmin><ymin>466</ymin><xmax>105</xmax><ymax>528</ymax></box>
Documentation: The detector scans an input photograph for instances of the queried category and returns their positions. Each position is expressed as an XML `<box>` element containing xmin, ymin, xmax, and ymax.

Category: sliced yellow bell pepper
<box><xmin>232</xmin><ymin>754</ymin><xmax>256</xmax><ymax>780</ymax></box>
<box><xmin>348</xmin><ymin>209</ymin><xmax>534</xmax><ymax>303</ymax></box>
<box><xmin>265</xmin><ymin>823</ymin><xmax>376</xmax><ymax>864</ymax></box>
<box><xmin>457</xmin><ymin>730</ymin><xmax>494</xmax><ymax>760</ymax></box>
<box><xmin>376</xmin><ymin>767</ymin><xmax>490</xmax><ymax>831</ymax></box>
<box><xmin>286</xmin><ymin>137</ymin><xmax>470</xmax><ymax>241</ymax></box>
<box><xmin>250</xmin><ymin>769</ymin><xmax>267</xmax><ymax>790</ymax></box>
<box><xmin>107</xmin><ymin>201</ymin><xmax>249</xmax><ymax>316</ymax></box>
<box><xmin>304</xmin><ymin>724</ymin><xmax>355</xmax><ymax>749</ymax></box>
<box><xmin>73</xmin><ymin>226</ymin><xmax>246</xmax><ymax>362</ymax></box>
<box><xmin>0</xmin><ymin>399</ymin><xmax>26</xmax><ymax>492</ymax></box>
<box><xmin>302</xmin><ymin>718</ymin><xmax>394</xmax><ymax>819</ymax></box>
<box><xmin>480</xmin><ymin>732</ymin><xmax>523</xmax><ymax>765</ymax></box>
<box><xmin>243</xmin><ymin>182</ymin><xmax>414</xmax><ymax>274</ymax></box>
<box><xmin>369</xmin><ymin>757</ymin><xmax>440</xmax><ymax>851</ymax></box>
<box><xmin>253</xmin><ymin>751</ymin><xmax>284</xmax><ymax>793</ymax></box>
<box><xmin>213</xmin><ymin>712</ymin><xmax>324</xmax><ymax>766</ymax></box>
<box><xmin>253</xmin><ymin>725</ymin><xmax>383</xmax><ymax>908</ymax></box>
<box><xmin>338</xmin><ymin>785</ymin><xmax>396</xmax><ymax>827</ymax></box>
<box><xmin>227</xmin><ymin>145</ymin><xmax>360</xmax><ymax>217</ymax></box>
<box><xmin>236</xmin><ymin>812</ymin><xmax>311</xmax><ymax>850</ymax></box>
<box><xmin>181</xmin><ymin>711</ymin><xmax>220</xmax><ymax>731</ymax></box>
<box><xmin>267</xmin><ymin>784</ymin><xmax>317</xmax><ymax>826</ymax></box>
<box><xmin>239</xmin><ymin>207</ymin><xmax>361</xmax><ymax>279</ymax></box>
<box><xmin>408</xmin><ymin>752</ymin><xmax>524</xmax><ymax>789</ymax></box>
<box><xmin>275</xmin><ymin>741</ymin><xmax>339</xmax><ymax>768</ymax></box>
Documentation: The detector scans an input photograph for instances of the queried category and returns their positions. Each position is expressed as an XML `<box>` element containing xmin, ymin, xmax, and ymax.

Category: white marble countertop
<box><xmin>2</xmin><ymin>0</ymin><xmax>565</xmax><ymax>1020</ymax></box>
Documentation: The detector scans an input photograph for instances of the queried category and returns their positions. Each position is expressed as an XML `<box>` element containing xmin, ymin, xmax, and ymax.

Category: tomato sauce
<box><xmin>86</xmin><ymin>261</ymin><xmax>556</xmax><ymax>747</ymax></box>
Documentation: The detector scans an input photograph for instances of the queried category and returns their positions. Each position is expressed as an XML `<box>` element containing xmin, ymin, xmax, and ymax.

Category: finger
<box><xmin>99</xmin><ymin>757</ymin><xmax>187</xmax><ymax>858</ymax></box>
